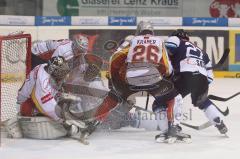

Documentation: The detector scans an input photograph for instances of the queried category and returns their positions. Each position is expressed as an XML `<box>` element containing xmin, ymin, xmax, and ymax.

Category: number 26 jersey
<box><xmin>127</xmin><ymin>35</ymin><xmax>173</xmax><ymax>76</ymax></box>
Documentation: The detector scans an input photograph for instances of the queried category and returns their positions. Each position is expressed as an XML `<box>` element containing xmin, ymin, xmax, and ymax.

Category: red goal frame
<box><xmin>0</xmin><ymin>34</ymin><xmax>31</xmax><ymax>145</ymax></box>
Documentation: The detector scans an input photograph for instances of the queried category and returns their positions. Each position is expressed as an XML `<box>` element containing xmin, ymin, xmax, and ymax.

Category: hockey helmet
<box><xmin>135</xmin><ymin>21</ymin><xmax>154</xmax><ymax>35</ymax></box>
<box><xmin>47</xmin><ymin>56</ymin><xmax>70</xmax><ymax>81</ymax></box>
<box><xmin>170</xmin><ymin>29</ymin><xmax>190</xmax><ymax>41</ymax></box>
<box><xmin>72</xmin><ymin>35</ymin><xmax>89</xmax><ymax>54</ymax></box>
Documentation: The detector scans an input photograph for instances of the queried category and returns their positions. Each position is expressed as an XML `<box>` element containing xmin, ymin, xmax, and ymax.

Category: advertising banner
<box><xmin>137</xmin><ymin>17</ymin><xmax>182</xmax><ymax>26</ymax></box>
<box><xmin>108</xmin><ymin>16</ymin><xmax>136</xmax><ymax>26</ymax></box>
<box><xmin>71</xmin><ymin>16</ymin><xmax>108</xmax><ymax>25</ymax></box>
<box><xmin>214</xmin><ymin>71</ymin><xmax>240</xmax><ymax>78</ymax></box>
<box><xmin>228</xmin><ymin>18</ymin><xmax>240</xmax><ymax>27</ymax></box>
<box><xmin>44</xmin><ymin>0</ymin><xmax>183</xmax><ymax>16</ymax></box>
<box><xmin>229</xmin><ymin>30</ymin><xmax>240</xmax><ymax>71</ymax></box>
<box><xmin>183</xmin><ymin>17</ymin><xmax>228</xmax><ymax>26</ymax></box>
<box><xmin>43</xmin><ymin>0</ymin><xmax>240</xmax><ymax>18</ymax></box>
<box><xmin>0</xmin><ymin>15</ymin><xmax>34</xmax><ymax>26</ymax></box>
<box><xmin>69</xmin><ymin>29</ymin><xmax>229</xmax><ymax>71</ymax></box>
<box><xmin>209</xmin><ymin>0</ymin><xmax>240</xmax><ymax>18</ymax></box>
<box><xmin>35</xmin><ymin>16</ymin><xmax>71</xmax><ymax>26</ymax></box>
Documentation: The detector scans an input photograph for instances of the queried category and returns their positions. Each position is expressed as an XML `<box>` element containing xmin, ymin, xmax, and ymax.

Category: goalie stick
<box><xmin>206</xmin><ymin>48</ymin><xmax>230</xmax><ymax>70</ymax></box>
<box><xmin>208</xmin><ymin>92</ymin><xmax>240</xmax><ymax>102</ymax></box>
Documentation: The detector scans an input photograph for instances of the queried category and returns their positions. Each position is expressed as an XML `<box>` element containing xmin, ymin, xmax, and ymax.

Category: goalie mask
<box><xmin>170</xmin><ymin>29</ymin><xmax>190</xmax><ymax>41</ymax></box>
<box><xmin>72</xmin><ymin>35</ymin><xmax>89</xmax><ymax>54</ymax></box>
<box><xmin>135</xmin><ymin>21</ymin><xmax>154</xmax><ymax>35</ymax></box>
<box><xmin>47</xmin><ymin>56</ymin><xmax>70</xmax><ymax>81</ymax></box>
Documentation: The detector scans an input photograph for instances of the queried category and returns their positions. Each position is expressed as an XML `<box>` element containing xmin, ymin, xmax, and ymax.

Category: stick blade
<box><xmin>207</xmin><ymin>48</ymin><xmax>230</xmax><ymax>70</ymax></box>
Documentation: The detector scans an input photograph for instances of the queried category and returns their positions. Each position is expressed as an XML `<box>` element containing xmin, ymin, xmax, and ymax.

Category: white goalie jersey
<box><xmin>17</xmin><ymin>64</ymin><xmax>61</xmax><ymax>121</ymax></box>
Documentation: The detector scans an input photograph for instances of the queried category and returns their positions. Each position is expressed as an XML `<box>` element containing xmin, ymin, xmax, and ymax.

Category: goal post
<box><xmin>0</xmin><ymin>33</ymin><xmax>32</xmax><ymax>123</ymax></box>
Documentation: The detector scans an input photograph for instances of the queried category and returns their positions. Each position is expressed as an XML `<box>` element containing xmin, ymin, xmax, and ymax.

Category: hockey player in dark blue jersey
<box><xmin>164</xmin><ymin>29</ymin><xmax>228</xmax><ymax>135</ymax></box>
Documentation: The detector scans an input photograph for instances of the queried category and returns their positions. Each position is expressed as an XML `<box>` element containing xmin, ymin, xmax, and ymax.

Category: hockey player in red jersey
<box><xmin>102</xmin><ymin>21</ymin><xmax>191</xmax><ymax>143</ymax></box>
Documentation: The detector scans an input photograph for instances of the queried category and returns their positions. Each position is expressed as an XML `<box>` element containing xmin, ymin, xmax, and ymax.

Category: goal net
<box><xmin>0</xmin><ymin>33</ymin><xmax>31</xmax><ymax>123</ymax></box>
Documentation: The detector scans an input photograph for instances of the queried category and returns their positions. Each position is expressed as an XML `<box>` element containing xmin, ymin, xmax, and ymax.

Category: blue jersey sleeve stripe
<box><xmin>165</xmin><ymin>42</ymin><xmax>178</xmax><ymax>48</ymax></box>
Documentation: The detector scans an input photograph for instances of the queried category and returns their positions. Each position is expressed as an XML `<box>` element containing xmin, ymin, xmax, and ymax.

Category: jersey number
<box><xmin>185</xmin><ymin>42</ymin><xmax>204</xmax><ymax>67</ymax></box>
<box><xmin>132</xmin><ymin>45</ymin><xmax>159</xmax><ymax>63</ymax></box>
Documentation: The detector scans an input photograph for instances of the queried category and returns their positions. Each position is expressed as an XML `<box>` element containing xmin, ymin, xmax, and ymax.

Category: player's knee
<box><xmin>192</xmin><ymin>91</ymin><xmax>209</xmax><ymax>109</ymax></box>
<box><xmin>195</xmin><ymin>98</ymin><xmax>212</xmax><ymax>110</ymax></box>
<box><xmin>152</xmin><ymin>100</ymin><xmax>167</xmax><ymax>112</ymax></box>
<box><xmin>175</xmin><ymin>94</ymin><xmax>183</xmax><ymax>105</ymax></box>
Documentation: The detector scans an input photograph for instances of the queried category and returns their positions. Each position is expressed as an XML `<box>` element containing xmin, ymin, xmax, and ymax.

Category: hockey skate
<box><xmin>213</xmin><ymin>117</ymin><xmax>228</xmax><ymax>135</ymax></box>
<box><xmin>78</xmin><ymin>120</ymin><xmax>101</xmax><ymax>145</ymax></box>
<box><xmin>155</xmin><ymin>125</ymin><xmax>191</xmax><ymax>144</ymax></box>
<box><xmin>66</xmin><ymin>120</ymin><xmax>100</xmax><ymax>145</ymax></box>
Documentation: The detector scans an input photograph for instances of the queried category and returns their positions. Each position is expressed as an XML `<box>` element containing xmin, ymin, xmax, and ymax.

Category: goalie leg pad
<box><xmin>18</xmin><ymin>116</ymin><xmax>67</xmax><ymax>139</ymax></box>
<box><xmin>5</xmin><ymin>117</ymin><xmax>23</xmax><ymax>138</ymax></box>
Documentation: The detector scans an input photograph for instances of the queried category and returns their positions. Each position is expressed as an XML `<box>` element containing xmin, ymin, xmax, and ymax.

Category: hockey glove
<box><xmin>83</xmin><ymin>64</ymin><xmax>100</xmax><ymax>81</ymax></box>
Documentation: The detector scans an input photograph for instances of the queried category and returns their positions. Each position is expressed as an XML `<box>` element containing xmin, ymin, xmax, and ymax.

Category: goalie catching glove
<box><xmin>83</xmin><ymin>63</ymin><xmax>101</xmax><ymax>81</ymax></box>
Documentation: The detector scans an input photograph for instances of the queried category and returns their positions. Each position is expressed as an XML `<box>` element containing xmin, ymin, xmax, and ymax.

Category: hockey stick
<box><xmin>145</xmin><ymin>92</ymin><xmax>150</xmax><ymax>110</ymax></box>
<box><xmin>180</xmin><ymin>105</ymin><xmax>229</xmax><ymax>130</ymax></box>
<box><xmin>133</xmin><ymin>103</ymin><xmax>229</xmax><ymax>116</ymax></box>
<box><xmin>215</xmin><ymin>106</ymin><xmax>229</xmax><ymax>116</ymax></box>
<box><xmin>133</xmin><ymin>104</ymin><xmax>229</xmax><ymax>131</ymax></box>
<box><xmin>133</xmin><ymin>105</ymin><xmax>154</xmax><ymax>114</ymax></box>
<box><xmin>206</xmin><ymin>48</ymin><xmax>230</xmax><ymax>70</ymax></box>
<box><xmin>133</xmin><ymin>105</ymin><xmax>214</xmax><ymax>131</ymax></box>
<box><xmin>208</xmin><ymin>92</ymin><xmax>240</xmax><ymax>102</ymax></box>
<box><xmin>180</xmin><ymin>121</ymin><xmax>212</xmax><ymax>130</ymax></box>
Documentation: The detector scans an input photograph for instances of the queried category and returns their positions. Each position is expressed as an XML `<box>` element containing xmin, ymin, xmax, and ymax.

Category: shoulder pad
<box><xmin>165</xmin><ymin>36</ymin><xmax>180</xmax><ymax>48</ymax></box>
<box><xmin>125</xmin><ymin>35</ymin><xmax>135</xmax><ymax>42</ymax></box>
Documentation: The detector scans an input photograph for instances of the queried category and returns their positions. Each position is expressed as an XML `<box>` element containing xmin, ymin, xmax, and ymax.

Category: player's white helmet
<box><xmin>47</xmin><ymin>56</ymin><xmax>70</xmax><ymax>81</ymax></box>
<box><xmin>135</xmin><ymin>21</ymin><xmax>154</xmax><ymax>35</ymax></box>
<box><xmin>72</xmin><ymin>35</ymin><xmax>89</xmax><ymax>54</ymax></box>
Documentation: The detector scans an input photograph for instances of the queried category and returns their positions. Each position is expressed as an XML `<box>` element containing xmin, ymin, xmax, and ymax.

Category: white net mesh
<box><xmin>0</xmin><ymin>34</ymin><xmax>31</xmax><ymax>122</ymax></box>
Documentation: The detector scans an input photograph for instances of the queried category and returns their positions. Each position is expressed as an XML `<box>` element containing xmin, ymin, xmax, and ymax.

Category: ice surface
<box><xmin>1</xmin><ymin>78</ymin><xmax>240</xmax><ymax>159</ymax></box>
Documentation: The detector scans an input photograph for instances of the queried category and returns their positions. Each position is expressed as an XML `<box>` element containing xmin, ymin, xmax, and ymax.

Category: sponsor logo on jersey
<box><xmin>41</xmin><ymin>93</ymin><xmax>53</xmax><ymax>104</ymax></box>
